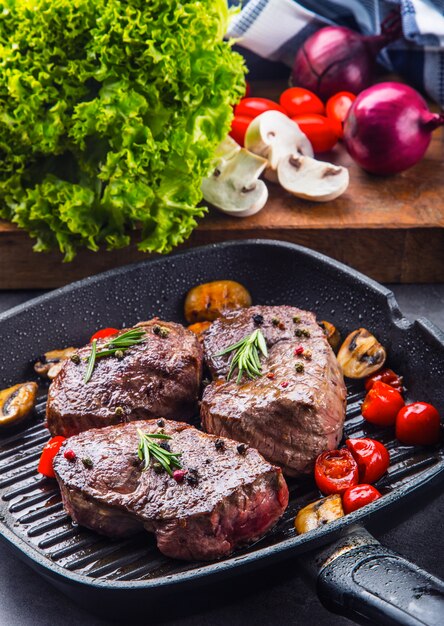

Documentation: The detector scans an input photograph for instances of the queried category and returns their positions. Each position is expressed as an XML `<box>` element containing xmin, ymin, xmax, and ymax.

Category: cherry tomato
<box><xmin>291</xmin><ymin>114</ymin><xmax>338</xmax><ymax>152</ymax></box>
<box><xmin>365</xmin><ymin>368</ymin><xmax>403</xmax><ymax>393</ymax></box>
<box><xmin>396</xmin><ymin>402</ymin><xmax>441</xmax><ymax>446</ymax></box>
<box><xmin>346</xmin><ymin>438</ymin><xmax>390</xmax><ymax>484</ymax></box>
<box><xmin>90</xmin><ymin>328</ymin><xmax>119</xmax><ymax>343</ymax></box>
<box><xmin>229</xmin><ymin>115</ymin><xmax>252</xmax><ymax>146</ymax></box>
<box><xmin>38</xmin><ymin>436</ymin><xmax>66</xmax><ymax>478</ymax></box>
<box><xmin>361</xmin><ymin>381</ymin><xmax>405</xmax><ymax>427</ymax></box>
<box><xmin>314</xmin><ymin>449</ymin><xmax>359</xmax><ymax>495</ymax></box>
<box><xmin>280</xmin><ymin>87</ymin><xmax>325</xmax><ymax>117</ymax></box>
<box><xmin>234</xmin><ymin>97</ymin><xmax>287</xmax><ymax>119</ymax></box>
<box><xmin>343</xmin><ymin>484</ymin><xmax>382</xmax><ymax>514</ymax></box>
<box><xmin>326</xmin><ymin>91</ymin><xmax>356</xmax><ymax>138</ymax></box>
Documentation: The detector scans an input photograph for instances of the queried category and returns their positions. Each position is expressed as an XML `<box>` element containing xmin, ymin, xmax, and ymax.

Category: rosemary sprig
<box><xmin>216</xmin><ymin>329</ymin><xmax>268</xmax><ymax>383</ymax></box>
<box><xmin>137</xmin><ymin>429</ymin><xmax>182</xmax><ymax>476</ymax></box>
<box><xmin>83</xmin><ymin>328</ymin><xmax>146</xmax><ymax>383</ymax></box>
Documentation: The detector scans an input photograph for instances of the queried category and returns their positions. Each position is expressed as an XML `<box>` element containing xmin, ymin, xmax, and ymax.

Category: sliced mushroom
<box><xmin>277</xmin><ymin>154</ymin><xmax>349</xmax><ymax>202</ymax></box>
<box><xmin>201</xmin><ymin>137</ymin><xmax>268</xmax><ymax>217</ymax></box>
<box><xmin>295</xmin><ymin>494</ymin><xmax>344</xmax><ymax>534</ymax></box>
<box><xmin>34</xmin><ymin>347</ymin><xmax>77</xmax><ymax>380</ymax></box>
<box><xmin>337</xmin><ymin>328</ymin><xmax>386</xmax><ymax>379</ymax></box>
<box><xmin>244</xmin><ymin>111</ymin><xmax>313</xmax><ymax>182</ymax></box>
<box><xmin>319</xmin><ymin>321</ymin><xmax>341</xmax><ymax>353</ymax></box>
<box><xmin>0</xmin><ymin>382</ymin><xmax>38</xmax><ymax>428</ymax></box>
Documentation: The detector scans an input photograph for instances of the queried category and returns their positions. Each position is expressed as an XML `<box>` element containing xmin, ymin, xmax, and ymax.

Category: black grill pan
<box><xmin>0</xmin><ymin>240</ymin><xmax>443</xmax><ymax>624</ymax></box>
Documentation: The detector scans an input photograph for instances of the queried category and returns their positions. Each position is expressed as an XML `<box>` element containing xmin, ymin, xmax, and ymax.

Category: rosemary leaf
<box><xmin>137</xmin><ymin>430</ymin><xmax>182</xmax><ymax>476</ymax></box>
<box><xmin>216</xmin><ymin>329</ymin><xmax>268</xmax><ymax>383</ymax></box>
<box><xmin>84</xmin><ymin>339</ymin><xmax>97</xmax><ymax>384</ymax></box>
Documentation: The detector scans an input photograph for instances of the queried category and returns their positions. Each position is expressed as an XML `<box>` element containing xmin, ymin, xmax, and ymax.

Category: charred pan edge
<box><xmin>0</xmin><ymin>240</ymin><xmax>443</xmax><ymax>593</ymax></box>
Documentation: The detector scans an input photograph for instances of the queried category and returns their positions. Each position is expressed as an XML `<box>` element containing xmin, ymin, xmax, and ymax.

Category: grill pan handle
<box><xmin>303</xmin><ymin>526</ymin><xmax>444</xmax><ymax>626</ymax></box>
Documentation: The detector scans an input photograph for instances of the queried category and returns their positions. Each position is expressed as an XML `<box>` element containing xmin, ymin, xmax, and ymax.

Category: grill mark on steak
<box><xmin>200</xmin><ymin>306</ymin><xmax>347</xmax><ymax>477</ymax></box>
<box><xmin>46</xmin><ymin>320</ymin><xmax>203</xmax><ymax>437</ymax></box>
<box><xmin>53</xmin><ymin>420</ymin><xmax>289</xmax><ymax>561</ymax></box>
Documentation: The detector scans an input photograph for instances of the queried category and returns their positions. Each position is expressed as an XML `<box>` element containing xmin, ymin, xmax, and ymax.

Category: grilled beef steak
<box><xmin>201</xmin><ymin>306</ymin><xmax>347</xmax><ymax>476</ymax></box>
<box><xmin>53</xmin><ymin>420</ymin><xmax>289</xmax><ymax>561</ymax></box>
<box><xmin>46</xmin><ymin>320</ymin><xmax>202</xmax><ymax>437</ymax></box>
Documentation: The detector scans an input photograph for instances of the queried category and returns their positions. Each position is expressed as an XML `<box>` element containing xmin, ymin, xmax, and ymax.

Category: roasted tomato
<box><xmin>346</xmin><ymin>438</ymin><xmax>390</xmax><ymax>484</ymax></box>
<box><xmin>90</xmin><ymin>328</ymin><xmax>119</xmax><ymax>342</ymax></box>
<box><xmin>396</xmin><ymin>402</ymin><xmax>441</xmax><ymax>446</ymax></box>
<box><xmin>38</xmin><ymin>436</ymin><xmax>66</xmax><ymax>478</ymax></box>
<box><xmin>342</xmin><ymin>484</ymin><xmax>382</xmax><ymax>514</ymax></box>
<box><xmin>229</xmin><ymin>115</ymin><xmax>252</xmax><ymax>146</ymax></box>
<box><xmin>280</xmin><ymin>87</ymin><xmax>325</xmax><ymax>117</ymax></box>
<box><xmin>361</xmin><ymin>381</ymin><xmax>405</xmax><ymax>427</ymax></box>
<box><xmin>234</xmin><ymin>97</ymin><xmax>287</xmax><ymax>119</ymax></box>
<box><xmin>314</xmin><ymin>449</ymin><xmax>359</xmax><ymax>495</ymax></box>
<box><xmin>291</xmin><ymin>114</ymin><xmax>339</xmax><ymax>152</ymax></box>
<box><xmin>326</xmin><ymin>91</ymin><xmax>356</xmax><ymax>138</ymax></box>
<box><xmin>365</xmin><ymin>368</ymin><xmax>403</xmax><ymax>393</ymax></box>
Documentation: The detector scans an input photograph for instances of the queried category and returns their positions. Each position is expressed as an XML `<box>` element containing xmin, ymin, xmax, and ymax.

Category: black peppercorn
<box><xmin>159</xmin><ymin>442</ymin><xmax>171</xmax><ymax>452</ymax></box>
<box><xmin>70</xmin><ymin>353</ymin><xmax>80</xmax><ymax>364</ymax></box>
<box><xmin>252</xmin><ymin>314</ymin><xmax>264</xmax><ymax>326</ymax></box>
<box><xmin>237</xmin><ymin>443</ymin><xmax>248</xmax><ymax>455</ymax></box>
<box><xmin>271</xmin><ymin>317</ymin><xmax>280</xmax><ymax>327</ymax></box>
<box><xmin>295</xmin><ymin>362</ymin><xmax>305</xmax><ymax>373</ymax></box>
<box><xmin>156</xmin><ymin>418</ymin><xmax>165</xmax><ymax>427</ymax></box>
<box><xmin>215</xmin><ymin>438</ymin><xmax>225</xmax><ymax>451</ymax></box>
<box><xmin>186</xmin><ymin>468</ymin><xmax>199</xmax><ymax>486</ymax></box>
<box><xmin>153</xmin><ymin>462</ymin><xmax>163</xmax><ymax>474</ymax></box>
<box><xmin>81</xmin><ymin>457</ymin><xmax>93</xmax><ymax>469</ymax></box>
<box><xmin>293</xmin><ymin>316</ymin><xmax>301</xmax><ymax>324</ymax></box>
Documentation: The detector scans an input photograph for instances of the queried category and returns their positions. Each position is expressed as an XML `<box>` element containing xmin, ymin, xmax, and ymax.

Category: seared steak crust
<box><xmin>201</xmin><ymin>306</ymin><xmax>346</xmax><ymax>476</ymax></box>
<box><xmin>46</xmin><ymin>320</ymin><xmax>202</xmax><ymax>437</ymax></box>
<box><xmin>53</xmin><ymin>420</ymin><xmax>289</xmax><ymax>561</ymax></box>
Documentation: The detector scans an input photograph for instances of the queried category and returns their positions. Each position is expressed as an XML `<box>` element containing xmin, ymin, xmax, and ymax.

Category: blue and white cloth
<box><xmin>227</xmin><ymin>0</ymin><xmax>444</xmax><ymax>105</ymax></box>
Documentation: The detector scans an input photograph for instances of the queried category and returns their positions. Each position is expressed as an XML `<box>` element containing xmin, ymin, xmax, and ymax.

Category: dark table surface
<box><xmin>0</xmin><ymin>285</ymin><xmax>443</xmax><ymax>626</ymax></box>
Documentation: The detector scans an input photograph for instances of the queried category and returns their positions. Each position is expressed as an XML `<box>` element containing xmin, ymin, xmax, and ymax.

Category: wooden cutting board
<box><xmin>0</xmin><ymin>81</ymin><xmax>442</xmax><ymax>288</ymax></box>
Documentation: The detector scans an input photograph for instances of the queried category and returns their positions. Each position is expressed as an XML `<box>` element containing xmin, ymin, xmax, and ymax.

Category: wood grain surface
<box><xmin>0</xmin><ymin>80</ymin><xmax>442</xmax><ymax>288</ymax></box>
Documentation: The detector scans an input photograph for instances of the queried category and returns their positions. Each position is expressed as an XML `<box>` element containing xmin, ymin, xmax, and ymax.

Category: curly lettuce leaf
<box><xmin>0</xmin><ymin>0</ymin><xmax>245</xmax><ymax>259</ymax></box>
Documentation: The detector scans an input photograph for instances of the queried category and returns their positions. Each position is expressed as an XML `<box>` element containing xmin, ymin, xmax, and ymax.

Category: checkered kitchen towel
<box><xmin>227</xmin><ymin>0</ymin><xmax>444</xmax><ymax>106</ymax></box>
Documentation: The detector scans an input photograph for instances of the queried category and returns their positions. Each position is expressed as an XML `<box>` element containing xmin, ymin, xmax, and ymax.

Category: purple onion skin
<box><xmin>343</xmin><ymin>82</ymin><xmax>443</xmax><ymax>175</ymax></box>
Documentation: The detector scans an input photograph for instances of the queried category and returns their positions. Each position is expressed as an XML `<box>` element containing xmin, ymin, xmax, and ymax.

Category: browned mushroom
<box><xmin>184</xmin><ymin>280</ymin><xmax>252</xmax><ymax>323</ymax></box>
<box><xmin>337</xmin><ymin>328</ymin><xmax>386</xmax><ymax>378</ymax></box>
<box><xmin>294</xmin><ymin>494</ymin><xmax>344</xmax><ymax>534</ymax></box>
<box><xmin>319</xmin><ymin>320</ymin><xmax>341</xmax><ymax>352</ymax></box>
<box><xmin>0</xmin><ymin>382</ymin><xmax>38</xmax><ymax>428</ymax></box>
<box><xmin>34</xmin><ymin>347</ymin><xmax>77</xmax><ymax>380</ymax></box>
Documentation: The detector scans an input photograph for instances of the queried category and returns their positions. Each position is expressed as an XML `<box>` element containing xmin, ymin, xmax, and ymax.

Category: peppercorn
<box><xmin>153</xmin><ymin>324</ymin><xmax>170</xmax><ymax>338</ymax></box>
<box><xmin>157</xmin><ymin>418</ymin><xmax>165</xmax><ymax>427</ymax></box>
<box><xmin>152</xmin><ymin>462</ymin><xmax>163</xmax><ymax>474</ymax></box>
<box><xmin>172</xmin><ymin>469</ymin><xmax>187</xmax><ymax>483</ymax></box>
<box><xmin>281</xmin><ymin>381</ymin><xmax>289</xmax><ymax>388</ymax></box>
<box><xmin>272</xmin><ymin>318</ymin><xmax>280</xmax><ymax>327</ymax></box>
<box><xmin>266</xmin><ymin>372</ymin><xmax>276</xmax><ymax>380</ymax></box>
<box><xmin>294</xmin><ymin>346</ymin><xmax>304</xmax><ymax>355</ymax></box>
<box><xmin>70</xmin><ymin>354</ymin><xmax>80</xmax><ymax>365</ymax></box>
<box><xmin>293</xmin><ymin>316</ymin><xmax>301</xmax><ymax>324</ymax></box>
<box><xmin>295</xmin><ymin>328</ymin><xmax>310</xmax><ymax>338</ymax></box>
<box><xmin>252</xmin><ymin>314</ymin><xmax>264</xmax><ymax>326</ymax></box>
<box><xmin>302</xmin><ymin>349</ymin><xmax>312</xmax><ymax>360</ymax></box>
<box><xmin>295</xmin><ymin>362</ymin><xmax>305</xmax><ymax>373</ymax></box>
<box><xmin>82</xmin><ymin>457</ymin><xmax>93</xmax><ymax>469</ymax></box>
<box><xmin>215</xmin><ymin>438</ymin><xmax>225</xmax><ymax>451</ymax></box>
<box><xmin>237</xmin><ymin>443</ymin><xmax>248</xmax><ymax>455</ymax></box>
<box><xmin>186</xmin><ymin>468</ymin><xmax>199</xmax><ymax>486</ymax></box>
<box><xmin>64</xmin><ymin>449</ymin><xmax>76</xmax><ymax>461</ymax></box>
<box><xmin>159</xmin><ymin>442</ymin><xmax>171</xmax><ymax>452</ymax></box>
<box><xmin>114</xmin><ymin>406</ymin><xmax>124</xmax><ymax>417</ymax></box>
<box><xmin>114</xmin><ymin>349</ymin><xmax>124</xmax><ymax>359</ymax></box>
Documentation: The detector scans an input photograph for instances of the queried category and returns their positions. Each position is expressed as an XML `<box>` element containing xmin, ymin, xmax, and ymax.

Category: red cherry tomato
<box><xmin>365</xmin><ymin>368</ymin><xmax>403</xmax><ymax>393</ymax></box>
<box><xmin>361</xmin><ymin>381</ymin><xmax>405</xmax><ymax>427</ymax></box>
<box><xmin>346</xmin><ymin>438</ymin><xmax>390</xmax><ymax>484</ymax></box>
<box><xmin>343</xmin><ymin>484</ymin><xmax>382</xmax><ymax>514</ymax></box>
<box><xmin>291</xmin><ymin>114</ymin><xmax>338</xmax><ymax>152</ymax></box>
<box><xmin>229</xmin><ymin>115</ymin><xmax>252</xmax><ymax>146</ymax></box>
<box><xmin>326</xmin><ymin>91</ymin><xmax>356</xmax><ymax>138</ymax></box>
<box><xmin>396</xmin><ymin>402</ymin><xmax>441</xmax><ymax>446</ymax></box>
<box><xmin>280</xmin><ymin>87</ymin><xmax>325</xmax><ymax>117</ymax></box>
<box><xmin>314</xmin><ymin>449</ymin><xmax>359</xmax><ymax>495</ymax></box>
<box><xmin>38</xmin><ymin>436</ymin><xmax>66</xmax><ymax>478</ymax></box>
<box><xmin>90</xmin><ymin>328</ymin><xmax>119</xmax><ymax>343</ymax></box>
<box><xmin>234</xmin><ymin>97</ymin><xmax>287</xmax><ymax>119</ymax></box>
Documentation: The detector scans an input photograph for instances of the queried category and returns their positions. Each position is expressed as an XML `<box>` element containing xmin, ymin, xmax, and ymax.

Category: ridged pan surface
<box><xmin>0</xmin><ymin>240</ymin><xmax>443</xmax><ymax>597</ymax></box>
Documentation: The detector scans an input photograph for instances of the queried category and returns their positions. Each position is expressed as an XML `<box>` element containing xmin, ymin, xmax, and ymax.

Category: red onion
<box><xmin>343</xmin><ymin>82</ymin><xmax>444</xmax><ymax>175</ymax></box>
<box><xmin>292</xmin><ymin>13</ymin><xmax>401</xmax><ymax>100</ymax></box>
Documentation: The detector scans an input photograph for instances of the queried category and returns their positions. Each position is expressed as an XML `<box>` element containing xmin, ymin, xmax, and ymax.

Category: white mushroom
<box><xmin>244</xmin><ymin>111</ymin><xmax>313</xmax><ymax>182</ymax></box>
<box><xmin>201</xmin><ymin>137</ymin><xmax>268</xmax><ymax>217</ymax></box>
<box><xmin>277</xmin><ymin>154</ymin><xmax>349</xmax><ymax>202</ymax></box>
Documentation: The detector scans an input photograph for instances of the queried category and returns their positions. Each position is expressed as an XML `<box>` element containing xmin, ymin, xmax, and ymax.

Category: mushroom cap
<box><xmin>245</xmin><ymin>111</ymin><xmax>313</xmax><ymax>172</ymax></box>
<box><xmin>277</xmin><ymin>154</ymin><xmax>349</xmax><ymax>202</ymax></box>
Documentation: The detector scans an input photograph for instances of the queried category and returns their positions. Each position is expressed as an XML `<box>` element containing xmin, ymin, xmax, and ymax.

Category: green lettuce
<box><xmin>0</xmin><ymin>0</ymin><xmax>245</xmax><ymax>260</ymax></box>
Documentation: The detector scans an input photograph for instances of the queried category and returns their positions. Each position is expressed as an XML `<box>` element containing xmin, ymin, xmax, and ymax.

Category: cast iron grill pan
<box><xmin>0</xmin><ymin>241</ymin><xmax>443</xmax><ymax>622</ymax></box>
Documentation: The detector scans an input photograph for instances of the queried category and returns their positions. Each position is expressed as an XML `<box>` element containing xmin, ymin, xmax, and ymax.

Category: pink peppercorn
<box><xmin>294</xmin><ymin>346</ymin><xmax>304</xmax><ymax>355</ymax></box>
<box><xmin>172</xmin><ymin>469</ymin><xmax>187</xmax><ymax>483</ymax></box>
<box><xmin>64</xmin><ymin>449</ymin><xmax>76</xmax><ymax>461</ymax></box>
<box><xmin>281</xmin><ymin>381</ymin><xmax>289</xmax><ymax>388</ymax></box>
<box><xmin>266</xmin><ymin>372</ymin><xmax>275</xmax><ymax>380</ymax></box>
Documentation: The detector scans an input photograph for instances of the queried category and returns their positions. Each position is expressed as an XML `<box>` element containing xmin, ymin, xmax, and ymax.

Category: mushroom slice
<box><xmin>244</xmin><ymin>111</ymin><xmax>313</xmax><ymax>181</ymax></box>
<box><xmin>295</xmin><ymin>494</ymin><xmax>344</xmax><ymax>534</ymax></box>
<box><xmin>201</xmin><ymin>141</ymin><xmax>268</xmax><ymax>217</ymax></box>
<box><xmin>319</xmin><ymin>321</ymin><xmax>341</xmax><ymax>353</ymax></box>
<box><xmin>0</xmin><ymin>382</ymin><xmax>38</xmax><ymax>428</ymax></box>
<box><xmin>337</xmin><ymin>328</ymin><xmax>386</xmax><ymax>379</ymax></box>
<box><xmin>277</xmin><ymin>154</ymin><xmax>349</xmax><ymax>202</ymax></box>
<box><xmin>34</xmin><ymin>347</ymin><xmax>77</xmax><ymax>380</ymax></box>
